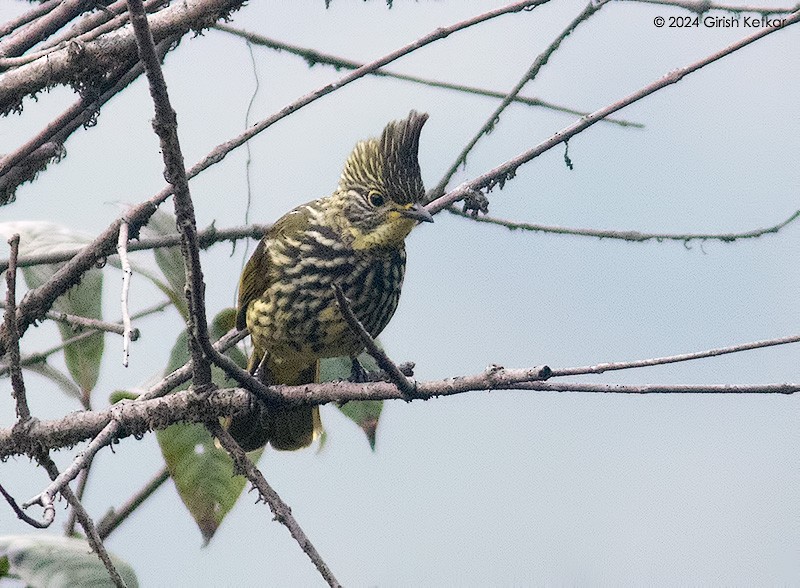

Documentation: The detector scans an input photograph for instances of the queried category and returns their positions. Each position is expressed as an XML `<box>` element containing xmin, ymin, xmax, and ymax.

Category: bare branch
<box><xmin>431</xmin><ymin>0</ymin><xmax>609</xmax><ymax>198</ymax></box>
<box><xmin>0</xmin><ymin>35</ymin><xmax>176</xmax><ymax>204</ymax></box>
<box><xmin>0</xmin><ymin>0</ymin><xmax>62</xmax><ymax>39</ymax></box>
<box><xmin>0</xmin><ymin>0</ymin><xmax>246</xmax><ymax>114</ymax></box>
<box><xmin>5</xmin><ymin>362</ymin><xmax>798</xmax><ymax>459</ymax></box>
<box><xmin>15</xmin><ymin>328</ymin><xmax>247</xmax><ymax>503</ymax></box>
<box><xmin>0</xmin><ymin>301</ymin><xmax>140</xmax><ymax>339</ymax></box>
<box><xmin>97</xmin><ymin>466</ymin><xmax>170</xmax><ymax>540</ymax></box>
<box><xmin>446</xmin><ymin>206</ymin><xmax>800</xmax><ymax>244</ymax></box>
<box><xmin>210</xmin><ymin>423</ymin><xmax>341</xmax><ymax>588</ymax></box>
<box><xmin>214</xmin><ymin>23</ymin><xmax>642</xmax><ymax>129</ymax></box>
<box><xmin>0</xmin><ymin>0</ymin><xmax>93</xmax><ymax>59</ymax></box>
<box><xmin>551</xmin><ymin>333</ymin><xmax>800</xmax><ymax>377</ymax></box>
<box><xmin>1</xmin><ymin>224</ymin><xmax>270</xmax><ymax>272</ymax></box>
<box><xmin>33</xmin><ymin>452</ymin><xmax>127</xmax><ymax>588</ymax></box>
<box><xmin>426</xmin><ymin>12</ymin><xmax>800</xmax><ymax>214</ymax></box>
<box><xmin>0</xmin><ymin>482</ymin><xmax>51</xmax><ymax>528</ymax></box>
<box><xmin>63</xmin><ymin>453</ymin><xmax>94</xmax><ymax>536</ymax></box>
<box><xmin>0</xmin><ymin>300</ymin><xmax>167</xmax><ymax>378</ymax></box>
<box><xmin>128</xmin><ymin>0</ymin><xmax>212</xmax><ymax>386</ymax></box>
<box><xmin>116</xmin><ymin>221</ymin><xmax>133</xmax><ymax>367</ymax></box>
<box><xmin>333</xmin><ymin>284</ymin><xmax>416</xmax><ymax>398</ymax></box>
<box><xmin>3</xmin><ymin>234</ymin><xmax>30</xmax><ymax>421</ymax></box>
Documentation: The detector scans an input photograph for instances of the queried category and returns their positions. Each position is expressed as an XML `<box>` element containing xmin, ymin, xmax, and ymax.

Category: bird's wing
<box><xmin>235</xmin><ymin>204</ymin><xmax>313</xmax><ymax>332</ymax></box>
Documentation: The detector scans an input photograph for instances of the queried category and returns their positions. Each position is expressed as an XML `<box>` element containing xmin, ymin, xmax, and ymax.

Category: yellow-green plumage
<box><xmin>229</xmin><ymin>111</ymin><xmax>432</xmax><ymax>451</ymax></box>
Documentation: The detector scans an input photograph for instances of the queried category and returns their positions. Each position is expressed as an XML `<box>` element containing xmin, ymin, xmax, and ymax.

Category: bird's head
<box><xmin>336</xmin><ymin>111</ymin><xmax>433</xmax><ymax>249</ymax></box>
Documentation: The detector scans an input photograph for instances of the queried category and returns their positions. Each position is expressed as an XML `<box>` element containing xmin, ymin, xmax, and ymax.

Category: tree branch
<box><xmin>213</xmin><ymin>23</ymin><xmax>642</xmax><ymax>129</ymax></box>
<box><xmin>446</xmin><ymin>206</ymin><xmax>800</xmax><ymax>243</ymax></box>
<box><xmin>431</xmin><ymin>0</ymin><xmax>608</xmax><ymax>198</ymax></box>
<box><xmin>425</xmin><ymin>10</ymin><xmax>800</xmax><ymax>214</ymax></box>
<box><xmin>33</xmin><ymin>451</ymin><xmax>127</xmax><ymax>588</ymax></box>
<box><xmin>96</xmin><ymin>466</ymin><xmax>170</xmax><ymax>540</ymax></box>
<box><xmin>128</xmin><ymin>0</ymin><xmax>214</xmax><ymax>386</ymax></box>
<box><xmin>3</xmin><ymin>234</ymin><xmax>30</xmax><ymax>422</ymax></box>
<box><xmin>0</xmin><ymin>0</ymin><xmax>246</xmax><ymax>114</ymax></box>
<box><xmin>1</xmin><ymin>224</ymin><xmax>270</xmax><ymax>272</ymax></box>
<box><xmin>332</xmin><ymin>284</ymin><xmax>416</xmax><ymax>398</ymax></box>
<box><xmin>210</xmin><ymin>424</ymin><xmax>342</xmax><ymax>588</ymax></box>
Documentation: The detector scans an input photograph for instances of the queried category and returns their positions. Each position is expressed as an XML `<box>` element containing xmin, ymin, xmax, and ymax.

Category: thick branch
<box><xmin>0</xmin><ymin>0</ymin><xmax>246</xmax><ymax>114</ymax></box>
<box><xmin>128</xmin><ymin>0</ymin><xmax>213</xmax><ymax>386</ymax></box>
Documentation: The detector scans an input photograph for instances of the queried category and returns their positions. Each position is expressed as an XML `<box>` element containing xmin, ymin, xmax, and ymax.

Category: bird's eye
<box><xmin>367</xmin><ymin>192</ymin><xmax>385</xmax><ymax>208</ymax></box>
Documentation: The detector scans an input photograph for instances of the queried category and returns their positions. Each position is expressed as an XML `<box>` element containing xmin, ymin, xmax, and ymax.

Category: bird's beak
<box><xmin>402</xmin><ymin>202</ymin><xmax>434</xmax><ymax>223</ymax></box>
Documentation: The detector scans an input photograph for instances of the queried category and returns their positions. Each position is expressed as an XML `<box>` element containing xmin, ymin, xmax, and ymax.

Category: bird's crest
<box><xmin>339</xmin><ymin>111</ymin><xmax>428</xmax><ymax>204</ymax></box>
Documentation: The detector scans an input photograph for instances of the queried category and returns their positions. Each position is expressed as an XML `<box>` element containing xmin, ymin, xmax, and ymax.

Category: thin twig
<box><xmin>515</xmin><ymin>381</ymin><xmax>800</xmax><ymax>394</ymax></box>
<box><xmin>64</xmin><ymin>453</ymin><xmax>94</xmax><ymax>536</ymax></box>
<box><xmin>128</xmin><ymin>0</ymin><xmax>212</xmax><ymax>387</ymax></box>
<box><xmin>210</xmin><ymin>423</ymin><xmax>341</xmax><ymax>588</ymax></box>
<box><xmin>214</xmin><ymin>23</ymin><xmax>642</xmax><ymax>129</ymax></box>
<box><xmin>0</xmin><ymin>300</ymin><xmax>167</xmax><ymax>378</ymax></box>
<box><xmin>332</xmin><ymin>284</ymin><xmax>416</xmax><ymax>398</ymax></box>
<box><xmin>34</xmin><ymin>451</ymin><xmax>128</xmax><ymax>588</ymax></box>
<box><xmin>431</xmin><ymin>0</ymin><xmax>609</xmax><ymax>198</ymax></box>
<box><xmin>3</xmin><ymin>234</ymin><xmax>30</xmax><ymax>421</ymax></box>
<box><xmin>96</xmin><ymin>466</ymin><xmax>170</xmax><ymax>540</ymax></box>
<box><xmin>551</xmin><ymin>333</ymin><xmax>800</xmax><ymax>377</ymax></box>
<box><xmin>0</xmin><ymin>301</ymin><xmax>140</xmax><ymax>338</ymax></box>
<box><xmin>0</xmin><ymin>482</ymin><xmax>51</xmax><ymax>528</ymax></box>
<box><xmin>426</xmin><ymin>11</ymin><xmax>800</xmax><ymax>214</ymax></box>
<box><xmin>1</xmin><ymin>224</ymin><xmax>270</xmax><ymax>272</ymax></box>
<box><xmin>447</xmin><ymin>206</ymin><xmax>800</xmax><ymax>243</ymax></box>
<box><xmin>116</xmin><ymin>221</ymin><xmax>133</xmax><ymax>367</ymax></box>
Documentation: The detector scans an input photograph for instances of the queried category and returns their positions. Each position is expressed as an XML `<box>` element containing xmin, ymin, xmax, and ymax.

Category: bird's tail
<box><xmin>227</xmin><ymin>351</ymin><xmax>321</xmax><ymax>452</ymax></box>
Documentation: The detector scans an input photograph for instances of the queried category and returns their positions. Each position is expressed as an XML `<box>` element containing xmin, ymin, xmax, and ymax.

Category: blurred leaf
<box><xmin>157</xmin><ymin>307</ymin><xmax>251</xmax><ymax>543</ymax></box>
<box><xmin>320</xmin><ymin>349</ymin><xmax>384</xmax><ymax>450</ymax></box>
<box><xmin>0</xmin><ymin>221</ymin><xmax>105</xmax><ymax>399</ymax></box>
<box><xmin>140</xmin><ymin>210</ymin><xmax>188</xmax><ymax>318</ymax></box>
<box><xmin>0</xmin><ymin>534</ymin><xmax>138</xmax><ymax>588</ymax></box>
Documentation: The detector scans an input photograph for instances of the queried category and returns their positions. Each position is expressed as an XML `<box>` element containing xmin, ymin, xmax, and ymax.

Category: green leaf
<box><xmin>110</xmin><ymin>390</ymin><xmax>140</xmax><ymax>403</ymax></box>
<box><xmin>0</xmin><ymin>535</ymin><xmax>139</xmax><ymax>588</ymax></box>
<box><xmin>0</xmin><ymin>221</ymin><xmax>105</xmax><ymax>399</ymax></box>
<box><xmin>157</xmin><ymin>307</ymin><xmax>252</xmax><ymax>543</ymax></box>
<box><xmin>320</xmin><ymin>350</ymin><xmax>384</xmax><ymax>450</ymax></box>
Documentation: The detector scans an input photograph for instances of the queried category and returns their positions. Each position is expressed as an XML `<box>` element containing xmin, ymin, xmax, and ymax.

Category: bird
<box><xmin>229</xmin><ymin>111</ymin><xmax>433</xmax><ymax>451</ymax></box>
